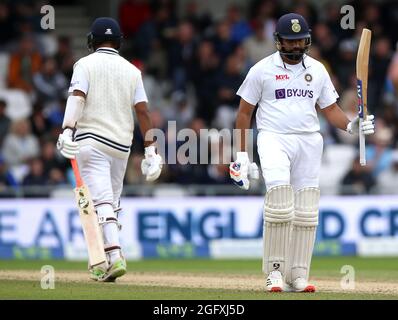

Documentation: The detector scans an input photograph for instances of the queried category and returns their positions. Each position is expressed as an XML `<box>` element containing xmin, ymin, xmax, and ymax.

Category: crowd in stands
<box><xmin>1</xmin><ymin>0</ymin><xmax>398</xmax><ymax>196</ymax></box>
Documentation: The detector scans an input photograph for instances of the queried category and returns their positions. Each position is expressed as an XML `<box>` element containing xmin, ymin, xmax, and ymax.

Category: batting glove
<box><xmin>229</xmin><ymin>152</ymin><xmax>259</xmax><ymax>190</ymax></box>
<box><xmin>56</xmin><ymin>128</ymin><xmax>79</xmax><ymax>159</ymax></box>
<box><xmin>346</xmin><ymin>115</ymin><xmax>375</xmax><ymax>135</ymax></box>
<box><xmin>141</xmin><ymin>146</ymin><xmax>163</xmax><ymax>182</ymax></box>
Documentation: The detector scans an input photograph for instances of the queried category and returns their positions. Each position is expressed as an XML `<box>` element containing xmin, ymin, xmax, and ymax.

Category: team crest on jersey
<box><xmin>291</xmin><ymin>19</ymin><xmax>301</xmax><ymax>33</ymax></box>
<box><xmin>305</xmin><ymin>73</ymin><xmax>313</xmax><ymax>82</ymax></box>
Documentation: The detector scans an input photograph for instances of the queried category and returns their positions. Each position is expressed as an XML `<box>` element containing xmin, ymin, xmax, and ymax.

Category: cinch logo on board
<box><xmin>275</xmin><ymin>74</ymin><xmax>290</xmax><ymax>80</ymax></box>
<box><xmin>275</xmin><ymin>88</ymin><xmax>314</xmax><ymax>99</ymax></box>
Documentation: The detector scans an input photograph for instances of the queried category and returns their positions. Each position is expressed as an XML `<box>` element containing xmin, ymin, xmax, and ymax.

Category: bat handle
<box><xmin>359</xmin><ymin>119</ymin><xmax>366</xmax><ymax>166</ymax></box>
<box><xmin>71</xmin><ymin>158</ymin><xmax>83</xmax><ymax>187</ymax></box>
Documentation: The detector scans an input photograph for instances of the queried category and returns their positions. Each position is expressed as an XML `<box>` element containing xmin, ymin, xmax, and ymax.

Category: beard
<box><xmin>282</xmin><ymin>47</ymin><xmax>305</xmax><ymax>61</ymax></box>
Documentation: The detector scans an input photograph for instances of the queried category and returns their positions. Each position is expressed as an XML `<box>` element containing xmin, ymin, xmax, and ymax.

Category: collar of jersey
<box><xmin>95</xmin><ymin>47</ymin><xmax>119</xmax><ymax>55</ymax></box>
<box><xmin>273</xmin><ymin>52</ymin><xmax>311</xmax><ymax>70</ymax></box>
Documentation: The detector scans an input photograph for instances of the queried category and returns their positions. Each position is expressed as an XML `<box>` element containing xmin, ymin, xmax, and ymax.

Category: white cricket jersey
<box><xmin>68</xmin><ymin>47</ymin><xmax>148</xmax><ymax>159</ymax></box>
<box><xmin>237</xmin><ymin>52</ymin><xmax>339</xmax><ymax>134</ymax></box>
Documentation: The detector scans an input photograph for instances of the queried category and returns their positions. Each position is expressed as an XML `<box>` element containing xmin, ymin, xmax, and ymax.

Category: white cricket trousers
<box><xmin>257</xmin><ymin>131</ymin><xmax>323</xmax><ymax>192</ymax></box>
<box><xmin>76</xmin><ymin>144</ymin><xmax>128</xmax><ymax>210</ymax></box>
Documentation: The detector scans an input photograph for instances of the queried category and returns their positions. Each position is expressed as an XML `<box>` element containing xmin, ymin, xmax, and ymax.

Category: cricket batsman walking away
<box><xmin>229</xmin><ymin>13</ymin><xmax>375</xmax><ymax>292</ymax></box>
<box><xmin>56</xmin><ymin>17</ymin><xmax>162</xmax><ymax>281</ymax></box>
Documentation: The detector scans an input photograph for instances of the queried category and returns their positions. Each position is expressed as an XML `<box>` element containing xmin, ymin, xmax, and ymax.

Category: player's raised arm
<box><xmin>320</xmin><ymin>102</ymin><xmax>375</xmax><ymax>136</ymax></box>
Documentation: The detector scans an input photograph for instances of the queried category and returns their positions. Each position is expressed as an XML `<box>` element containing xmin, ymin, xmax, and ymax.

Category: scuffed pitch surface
<box><xmin>1</xmin><ymin>270</ymin><xmax>398</xmax><ymax>295</ymax></box>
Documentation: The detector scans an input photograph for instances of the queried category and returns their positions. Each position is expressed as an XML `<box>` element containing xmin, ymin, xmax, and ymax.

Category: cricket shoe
<box><xmin>98</xmin><ymin>257</ymin><xmax>127</xmax><ymax>282</ymax></box>
<box><xmin>89</xmin><ymin>264</ymin><xmax>107</xmax><ymax>281</ymax></box>
<box><xmin>286</xmin><ymin>277</ymin><xmax>316</xmax><ymax>293</ymax></box>
<box><xmin>266</xmin><ymin>270</ymin><xmax>284</xmax><ymax>292</ymax></box>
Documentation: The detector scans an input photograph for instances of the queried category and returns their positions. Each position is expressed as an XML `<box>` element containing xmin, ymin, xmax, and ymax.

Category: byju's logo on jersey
<box><xmin>275</xmin><ymin>88</ymin><xmax>314</xmax><ymax>99</ymax></box>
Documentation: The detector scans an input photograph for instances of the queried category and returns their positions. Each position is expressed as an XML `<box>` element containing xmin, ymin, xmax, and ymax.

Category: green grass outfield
<box><xmin>1</xmin><ymin>257</ymin><xmax>398</xmax><ymax>300</ymax></box>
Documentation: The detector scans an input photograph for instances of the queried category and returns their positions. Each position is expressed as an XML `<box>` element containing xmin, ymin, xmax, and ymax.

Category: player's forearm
<box><xmin>321</xmin><ymin>103</ymin><xmax>350</xmax><ymax>131</ymax></box>
<box><xmin>62</xmin><ymin>95</ymin><xmax>85</xmax><ymax>129</ymax></box>
<box><xmin>135</xmin><ymin>102</ymin><xmax>155</xmax><ymax>147</ymax></box>
<box><xmin>235</xmin><ymin>99</ymin><xmax>255</xmax><ymax>152</ymax></box>
<box><xmin>235</xmin><ymin>112</ymin><xmax>252</xmax><ymax>152</ymax></box>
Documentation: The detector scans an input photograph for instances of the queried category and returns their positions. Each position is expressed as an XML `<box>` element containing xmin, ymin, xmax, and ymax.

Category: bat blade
<box><xmin>74</xmin><ymin>184</ymin><xmax>107</xmax><ymax>268</ymax></box>
<box><xmin>356</xmin><ymin>28</ymin><xmax>371</xmax><ymax>166</ymax></box>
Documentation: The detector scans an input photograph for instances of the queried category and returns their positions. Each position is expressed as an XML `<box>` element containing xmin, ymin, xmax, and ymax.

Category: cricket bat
<box><xmin>356</xmin><ymin>28</ymin><xmax>371</xmax><ymax>166</ymax></box>
<box><xmin>71</xmin><ymin>159</ymin><xmax>108</xmax><ymax>268</ymax></box>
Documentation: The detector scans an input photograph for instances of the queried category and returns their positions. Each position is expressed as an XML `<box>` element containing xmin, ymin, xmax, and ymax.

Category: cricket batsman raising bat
<box><xmin>230</xmin><ymin>14</ymin><xmax>375</xmax><ymax>292</ymax></box>
<box><xmin>57</xmin><ymin>17</ymin><xmax>162</xmax><ymax>282</ymax></box>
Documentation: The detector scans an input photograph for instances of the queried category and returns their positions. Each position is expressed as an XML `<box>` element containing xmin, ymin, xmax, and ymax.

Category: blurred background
<box><xmin>0</xmin><ymin>0</ymin><xmax>397</xmax><ymax>261</ymax></box>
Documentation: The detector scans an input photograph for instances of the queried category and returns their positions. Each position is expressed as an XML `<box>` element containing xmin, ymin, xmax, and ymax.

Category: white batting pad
<box><xmin>96</xmin><ymin>204</ymin><xmax>120</xmax><ymax>248</ymax></box>
<box><xmin>263</xmin><ymin>185</ymin><xmax>294</xmax><ymax>275</ymax></box>
<box><xmin>286</xmin><ymin>187</ymin><xmax>320</xmax><ymax>284</ymax></box>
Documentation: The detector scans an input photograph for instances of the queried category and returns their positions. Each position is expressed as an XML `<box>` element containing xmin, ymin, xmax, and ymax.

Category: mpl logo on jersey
<box><xmin>275</xmin><ymin>88</ymin><xmax>314</xmax><ymax>99</ymax></box>
<box><xmin>275</xmin><ymin>74</ymin><xmax>290</xmax><ymax>80</ymax></box>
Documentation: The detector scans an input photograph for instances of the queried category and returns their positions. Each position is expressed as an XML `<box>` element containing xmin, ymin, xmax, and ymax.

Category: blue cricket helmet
<box><xmin>87</xmin><ymin>17</ymin><xmax>123</xmax><ymax>51</ymax></box>
<box><xmin>273</xmin><ymin>13</ymin><xmax>312</xmax><ymax>61</ymax></box>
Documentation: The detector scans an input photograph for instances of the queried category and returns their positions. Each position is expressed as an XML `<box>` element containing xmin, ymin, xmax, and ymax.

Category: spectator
<box><xmin>119</xmin><ymin>0</ymin><xmax>152</xmax><ymax>38</ymax></box>
<box><xmin>29</xmin><ymin>103</ymin><xmax>52</xmax><ymax>138</ymax></box>
<box><xmin>324</xmin><ymin>1</ymin><xmax>347</xmax><ymax>40</ymax></box>
<box><xmin>0</xmin><ymin>3</ymin><xmax>16</xmax><ymax>49</ymax></box>
<box><xmin>252</xmin><ymin>0</ymin><xmax>278</xmax><ymax>41</ymax></box>
<box><xmin>212</xmin><ymin>20</ymin><xmax>236</xmax><ymax>62</ymax></box>
<box><xmin>368</xmin><ymin>37</ymin><xmax>393</xmax><ymax>115</ymax></box>
<box><xmin>312</xmin><ymin>23</ymin><xmax>338</xmax><ymax>67</ymax></box>
<box><xmin>213</xmin><ymin>54</ymin><xmax>245</xmax><ymax>129</ymax></box>
<box><xmin>0</xmin><ymin>99</ymin><xmax>11</xmax><ymax>147</ymax></box>
<box><xmin>54</xmin><ymin>36</ymin><xmax>75</xmax><ymax>80</ymax></box>
<box><xmin>387</xmin><ymin>43</ymin><xmax>398</xmax><ymax>98</ymax></box>
<box><xmin>165</xmin><ymin>91</ymin><xmax>195</xmax><ymax>131</ymax></box>
<box><xmin>191</xmin><ymin>40</ymin><xmax>220</xmax><ymax>123</ymax></box>
<box><xmin>183</xmin><ymin>0</ymin><xmax>212</xmax><ymax>34</ymax></box>
<box><xmin>47</xmin><ymin>167</ymin><xmax>66</xmax><ymax>185</ymax></box>
<box><xmin>7</xmin><ymin>36</ymin><xmax>42</xmax><ymax>94</ymax></box>
<box><xmin>40</xmin><ymin>139</ymin><xmax>67</xmax><ymax>174</ymax></box>
<box><xmin>133</xmin><ymin>5</ymin><xmax>176</xmax><ymax>62</ymax></box>
<box><xmin>33</xmin><ymin>57</ymin><xmax>68</xmax><ymax>111</ymax></box>
<box><xmin>168</xmin><ymin>20</ymin><xmax>198</xmax><ymax>91</ymax></box>
<box><xmin>226</xmin><ymin>4</ymin><xmax>252</xmax><ymax>44</ymax></box>
<box><xmin>167</xmin><ymin>118</ymin><xmax>210</xmax><ymax>184</ymax></box>
<box><xmin>335</xmin><ymin>38</ymin><xmax>357</xmax><ymax>89</ymax></box>
<box><xmin>378</xmin><ymin>150</ymin><xmax>398</xmax><ymax>194</ymax></box>
<box><xmin>2</xmin><ymin>119</ymin><xmax>40</xmax><ymax>166</ymax></box>
<box><xmin>0</xmin><ymin>154</ymin><xmax>17</xmax><ymax>191</ymax></box>
<box><xmin>22</xmin><ymin>157</ymin><xmax>47</xmax><ymax>186</ymax></box>
<box><xmin>382</xmin><ymin>105</ymin><xmax>398</xmax><ymax>147</ymax></box>
<box><xmin>340</xmin><ymin>156</ymin><xmax>376</xmax><ymax>195</ymax></box>
<box><xmin>366</xmin><ymin>122</ymin><xmax>394</xmax><ymax>178</ymax></box>
<box><xmin>243</xmin><ymin>20</ymin><xmax>274</xmax><ymax>65</ymax></box>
